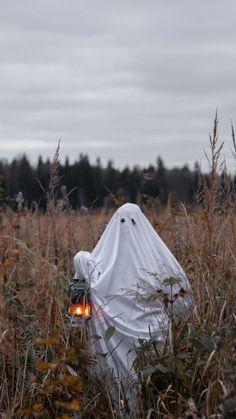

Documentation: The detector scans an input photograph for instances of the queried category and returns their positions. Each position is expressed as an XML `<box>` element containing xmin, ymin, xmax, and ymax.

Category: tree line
<box><xmin>0</xmin><ymin>153</ymin><xmax>217</xmax><ymax>210</ymax></box>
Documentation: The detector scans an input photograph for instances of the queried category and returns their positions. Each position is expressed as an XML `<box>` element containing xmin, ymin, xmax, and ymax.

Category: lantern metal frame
<box><xmin>66</xmin><ymin>276</ymin><xmax>92</xmax><ymax>327</ymax></box>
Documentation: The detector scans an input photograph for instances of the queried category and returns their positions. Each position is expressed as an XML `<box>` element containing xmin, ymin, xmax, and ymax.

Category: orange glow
<box><xmin>68</xmin><ymin>303</ymin><xmax>91</xmax><ymax>317</ymax></box>
<box><xmin>84</xmin><ymin>305</ymin><xmax>90</xmax><ymax>316</ymax></box>
<box><xmin>75</xmin><ymin>305</ymin><xmax>82</xmax><ymax>315</ymax></box>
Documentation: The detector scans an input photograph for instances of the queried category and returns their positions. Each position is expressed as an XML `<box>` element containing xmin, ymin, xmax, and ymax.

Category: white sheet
<box><xmin>73</xmin><ymin>203</ymin><xmax>192</xmax><ymax>393</ymax></box>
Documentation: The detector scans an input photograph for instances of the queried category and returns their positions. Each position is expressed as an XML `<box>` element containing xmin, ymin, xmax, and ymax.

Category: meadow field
<box><xmin>1</xmin><ymin>128</ymin><xmax>236</xmax><ymax>418</ymax></box>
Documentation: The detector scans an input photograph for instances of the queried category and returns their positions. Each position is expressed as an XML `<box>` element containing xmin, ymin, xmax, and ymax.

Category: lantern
<box><xmin>67</xmin><ymin>277</ymin><xmax>92</xmax><ymax>326</ymax></box>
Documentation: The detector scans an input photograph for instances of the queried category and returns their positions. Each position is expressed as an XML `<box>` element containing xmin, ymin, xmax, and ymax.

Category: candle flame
<box><xmin>75</xmin><ymin>305</ymin><xmax>82</xmax><ymax>315</ymax></box>
<box><xmin>68</xmin><ymin>303</ymin><xmax>91</xmax><ymax>317</ymax></box>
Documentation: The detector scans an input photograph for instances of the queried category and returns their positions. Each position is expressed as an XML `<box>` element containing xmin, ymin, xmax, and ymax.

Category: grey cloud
<box><xmin>0</xmin><ymin>0</ymin><xmax>235</xmax><ymax>170</ymax></box>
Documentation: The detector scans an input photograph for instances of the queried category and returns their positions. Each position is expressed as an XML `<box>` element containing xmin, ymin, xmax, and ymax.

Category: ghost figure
<box><xmin>73</xmin><ymin>203</ymin><xmax>192</xmax><ymax>400</ymax></box>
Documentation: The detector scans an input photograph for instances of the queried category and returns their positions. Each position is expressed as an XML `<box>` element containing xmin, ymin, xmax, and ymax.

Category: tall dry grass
<box><xmin>0</xmin><ymin>147</ymin><xmax>112</xmax><ymax>418</ymax></box>
<box><xmin>1</xmin><ymin>116</ymin><xmax>236</xmax><ymax>417</ymax></box>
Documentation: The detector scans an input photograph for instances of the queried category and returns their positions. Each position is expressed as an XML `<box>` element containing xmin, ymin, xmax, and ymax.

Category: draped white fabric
<box><xmin>73</xmin><ymin>250</ymin><xmax>100</xmax><ymax>283</ymax></box>
<box><xmin>73</xmin><ymin>203</ymin><xmax>192</xmax><ymax>389</ymax></box>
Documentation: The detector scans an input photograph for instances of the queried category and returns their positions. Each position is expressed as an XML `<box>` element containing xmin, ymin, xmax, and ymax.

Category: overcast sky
<box><xmin>0</xmin><ymin>0</ymin><xmax>236</xmax><ymax>170</ymax></box>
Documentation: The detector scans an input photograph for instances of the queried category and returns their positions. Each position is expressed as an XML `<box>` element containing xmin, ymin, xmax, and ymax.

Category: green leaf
<box><xmin>156</xmin><ymin>364</ymin><xmax>170</xmax><ymax>374</ymax></box>
<box><xmin>162</xmin><ymin>276</ymin><xmax>182</xmax><ymax>287</ymax></box>
<box><xmin>105</xmin><ymin>325</ymin><xmax>116</xmax><ymax>340</ymax></box>
<box><xmin>200</xmin><ymin>336</ymin><xmax>214</xmax><ymax>352</ymax></box>
<box><xmin>141</xmin><ymin>366</ymin><xmax>157</xmax><ymax>378</ymax></box>
<box><xmin>92</xmin><ymin>334</ymin><xmax>102</xmax><ymax>340</ymax></box>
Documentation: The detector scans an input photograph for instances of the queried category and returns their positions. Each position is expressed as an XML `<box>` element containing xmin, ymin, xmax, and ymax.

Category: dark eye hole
<box><xmin>131</xmin><ymin>218</ymin><xmax>136</xmax><ymax>225</ymax></box>
<box><xmin>121</xmin><ymin>218</ymin><xmax>125</xmax><ymax>223</ymax></box>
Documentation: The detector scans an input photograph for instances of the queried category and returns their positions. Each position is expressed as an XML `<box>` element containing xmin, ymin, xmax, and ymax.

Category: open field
<box><xmin>1</xmin><ymin>122</ymin><xmax>236</xmax><ymax>418</ymax></box>
<box><xmin>1</xmin><ymin>193</ymin><xmax>236</xmax><ymax>418</ymax></box>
